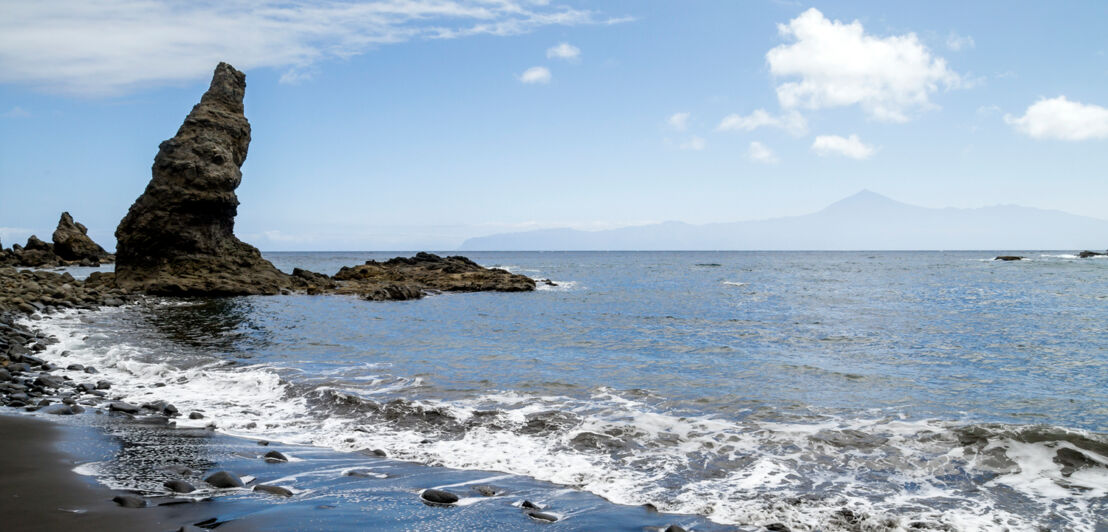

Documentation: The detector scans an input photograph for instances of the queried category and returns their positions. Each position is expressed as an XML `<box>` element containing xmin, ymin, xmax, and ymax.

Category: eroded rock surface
<box><xmin>0</xmin><ymin>213</ymin><xmax>113</xmax><ymax>268</ymax></box>
<box><xmin>52</xmin><ymin>212</ymin><xmax>113</xmax><ymax>263</ymax></box>
<box><xmin>114</xmin><ymin>62</ymin><xmax>289</xmax><ymax>296</ymax></box>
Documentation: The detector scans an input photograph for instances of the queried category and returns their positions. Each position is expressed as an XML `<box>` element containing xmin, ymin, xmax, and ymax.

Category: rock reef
<box><xmin>330</xmin><ymin>253</ymin><xmax>534</xmax><ymax>301</ymax></box>
<box><xmin>114</xmin><ymin>62</ymin><xmax>288</xmax><ymax>296</ymax></box>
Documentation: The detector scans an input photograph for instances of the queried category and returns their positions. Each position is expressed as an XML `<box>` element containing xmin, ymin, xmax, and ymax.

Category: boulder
<box><xmin>112</xmin><ymin>494</ymin><xmax>147</xmax><ymax>508</ymax></box>
<box><xmin>108</xmin><ymin>401</ymin><xmax>141</xmax><ymax>414</ymax></box>
<box><xmin>993</xmin><ymin>256</ymin><xmax>1023</xmax><ymax>261</ymax></box>
<box><xmin>420</xmin><ymin>488</ymin><xmax>459</xmax><ymax>505</ymax></box>
<box><xmin>204</xmin><ymin>470</ymin><xmax>244</xmax><ymax>488</ymax></box>
<box><xmin>52</xmin><ymin>212</ymin><xmax>113</xmax><ymax>262</ymax></box>
<box><xmin>253</xmin><ymin>484</ymin><xmax>294</xmax><ymax>497</ymax></box>
<box><xmin>163</xmin><ymin>479</ymin><xmax>196</xmax><ymax>493</ymax></box>
<box><xmin>114</xmin><ymin>62</ymin><xmax>290</xmax><ymax>296</ymax></box>
<box><xmin>263</xmin><ymin>450</ymin><xmax>288</xmax><ymax>463</ymax></box>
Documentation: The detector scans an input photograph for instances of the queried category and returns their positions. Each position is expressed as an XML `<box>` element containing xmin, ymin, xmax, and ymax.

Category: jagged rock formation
<box><xmin>52</xmin><ymin>212</ymin><xmax>113</xmax><ymax>263</ymax></box>
<box><xmin>329</xmin><ymin>252</ymin><xmax>535</xmax><ymax>301</ymax></box>
<box><xmin>0</xmin><ymin>213</ymin><xmax>113</xmax><ymax>268</ymax></box>
<box><xmin>114</xmin><ymin>62</ymin><xmax>290</xmax><ymax>296</ymax></box>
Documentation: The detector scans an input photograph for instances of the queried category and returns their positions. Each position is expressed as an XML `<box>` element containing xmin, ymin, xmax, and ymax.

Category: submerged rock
<box><xmin>472</xmin><ymin>484</ymin><xmax>502</xmax><ymax>496</ymax></box>
<box><xmin>114</xmin><ymin>62</ymin><xmax>290</xmax><ymax>296</ymax></box>
<box><xmin>526</xmin><ymin>510</ymin><xmax>559</xmax><ymax>523</ymax></box>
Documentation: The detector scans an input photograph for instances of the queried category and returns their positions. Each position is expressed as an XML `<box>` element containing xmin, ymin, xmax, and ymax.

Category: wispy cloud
<box><xmin>1005</xmin><ymin>96</ymin><xmax>1108</xmax><ymax>141</ymax></box>
<box><xmin>747</xmin><ymin>141</ymin><xmax>778</xmax><ymax>164</ymax></box>
<box><xmin>0</xmin><ymin>1</ymin><xmax>623</xmax><ymax>95</ymax></box>
<box><xmin>716</xmin><ymin>109</ymin><xmax>807</xmax><ymax>136</ymax></box>
<box><xmin>518</xmin><ymin>66</ymin><xmax>551</xmax><ymax>84</ymax></box>
<box><xmin>946</xmin><ymin>32</ymin><xmax>975</xmax><ymax>51</ymax></box>
<box><xmin>767</xmin><ymin>8</ymin><xmax>960</xmax><ymax>122</ymax></box>
<box><xmin>0</xmin><ymin>106</ymin><xmax>30</xmax><ymax>118</ymax></box>
<box><xmin>667</xmin><ymin>112</ymin><xmax>690</xmax><ymax>131</ymax></box>
<box><xmin>680</xmin><ymin>136</ymin><xmax>706</xmax><ymax>151</ymax></box>
<box><xmin>546</xmin><ymin>42</ymin><xmax>580</xmax><ymax>61</ymax></box>
<box><xmin>811</xmin><ymin>134</ymin><xmax>875</xmax><ymax>159</ymax></box>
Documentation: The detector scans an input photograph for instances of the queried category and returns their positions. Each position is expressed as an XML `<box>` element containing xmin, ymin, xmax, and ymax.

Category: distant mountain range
<box><xmin>459</xmin><ymin>190</ymin><xmax>1108</xmax><ymax>251</ymax></box>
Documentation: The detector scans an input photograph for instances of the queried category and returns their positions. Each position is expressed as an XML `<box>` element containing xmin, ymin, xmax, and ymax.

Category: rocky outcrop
<box><xmin>114</xmin><ymin>62</ymin><xmax>290</xmax><ymax>296</ymax></box>
<box><xmin>993</xmin><ymin>256</ymin><xmax>1023</xmax><ymax>261</ymax></box>
<box><xmin>1078</xmin><ymin>250</ymin><xmax>1106</xmax><ymax>258</ymax></box>
<box><xmin>331</xmin><ymin>252</ymin><xmax>535</xmax><ymax>301</ymax></box>
<box><xmin>5</xmin><ymin>236</ymin><xmax>61</xmax><ymax>267</ymax></box>
<box><xmin>52</xmin><ymin>212</ymin><xmax>113</xmax><ymax>263</ymax></box>
<box><xmin>0</xmin><ymin>213</ymin><xmax>113</xmax><ymax>268</ymax></box>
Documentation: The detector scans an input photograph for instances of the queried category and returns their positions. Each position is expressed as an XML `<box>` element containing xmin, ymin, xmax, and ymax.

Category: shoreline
<box><xmin>1</xmin><ymin>306</ymin><xmax>705</xmax><ymax>531</ymax></box>
<box><xmin>0</xmin><ymin>414</ymin><xmax>222</xmax><ymax>532</ymax></box>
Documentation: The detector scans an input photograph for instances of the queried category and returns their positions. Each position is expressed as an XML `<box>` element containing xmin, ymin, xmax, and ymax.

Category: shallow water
<box><xmin>28</xmin><ymin>251</ymin><xmax>1108</xmax><ymax>530</ymax></box>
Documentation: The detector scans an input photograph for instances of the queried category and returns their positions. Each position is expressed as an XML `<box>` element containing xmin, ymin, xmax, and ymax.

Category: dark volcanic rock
<box><xmin>1078</xmin><ymin>250</ymin><xmax>1106</xmax><ymax>258</ymax></box>
<box><xmin>993</xmin><ymin>256</ymin><xmax>1023</xmax><ymax>261</ymax></box>
<box><xmin>108</xmin><ymin>401</ymin><xmax>141</xmax><ymax>414</ymax></box>
<box><xmin>52</xmin><ymin>212</ymin><xmax>113</xmax><ymax>263</ymax></box>
<box><xmin>164</xmin><ymin>479</ymin><xmax>196</xmax><ymax>493</ymax></box>
<box><xmin>263</xmin><ymin>450</ymin><xmax>288</xmax><ymax>463</ymax></box>
<box><xmin>526</xmin><ymin>510</ymin><xmax>559</xmax><ymax>523</ymax></box>
<box><xmin>114</xmin><ymin>62</ymin><xmax>290</xmax><ymax>296</ymax></box>
<box><xmin>332</xmin><ymin>252</ymin><xmax>535</xmax><ymax>300</ymax></box>
<box><xmin>24</xmin><ymin>235</ymin><xmax>53</xmax><ymax>253</ymax></box>
<box><xmin>420</xmin><ymin>488</ymin><xmax>459</xmax><ymax>505</ymax></box>
<box><xmin>254</xmin><ymin>484</ymin><xmax>294</xmax><ymax>497</ymax></box>
<box><xmin>204</xmin><ymin>470</ymin><xmax>245</xmax><ymax>488</ymax></box>
<box><xmin>112</xmin><ymin>494</ymin><xmax>148</xmax><ymax>508</ymax></box>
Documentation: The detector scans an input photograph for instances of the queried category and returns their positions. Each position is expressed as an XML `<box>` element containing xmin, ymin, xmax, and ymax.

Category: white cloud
<box><xmin>1004</xmin><ymin>96</ymin><xmax>1108</xmax><ymax>141</ymax></box>
<box><xmin>0</xmin><ymin>1</ymin><xmax>621</xmax><ymax>95</ymax></box>
<box><xmin>680</xmin><ymin>136</ymin><xmax>706</xmax><ymax>151</ymax></box>
<box><xmin>946</xmin><ymin>32</ymin><xmax>975</xmax><ymax>51</ymax></box>
<box><xmin>546</xmin><ymin>42</ymin><xmax>580</xmax><ymax>61</ymax></box>
<box><xmin>518</xmin><ymin>66</ymin><xmax>551</xmax><ymax>84</ymax></box>
<box><xmin>0</xmin><ymin>106</ymin><xmax>30</xmax><ymax>118</ymax></box>
<box><xmin>667</xmin><ymin>112</ymin><xmax>690</xmax><ymax>131</ymax></box>
<box><xmin>747</xmin><ymin>141</ymin><xmax>778</xmax><ymax>164</ymax></box>
<box><xmin>716</xmin><ymin>109</ymin><xmax>808</xmax><ymax>136</ymax></box>
<box><xmin>766</xmin><ymin>8</ymin><xmax>960</xmax><ymax>122</ymax></box>
<box><xmin>811</xmin><ymin>134</ymin><xmax>875</xmax><ymax>159</ymax></box>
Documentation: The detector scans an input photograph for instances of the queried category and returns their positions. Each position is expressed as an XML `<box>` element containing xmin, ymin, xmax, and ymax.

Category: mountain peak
<box><xmin>820</xmin><ymin>189</ymin><xmax>908</xmax><ymax>214</ymax></box>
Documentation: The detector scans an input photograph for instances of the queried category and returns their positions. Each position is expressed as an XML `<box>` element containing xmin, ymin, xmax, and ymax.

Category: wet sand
<box><xmin>0</xmin><ymin>414</ymin><xmax>221</xmax><ymax>532</ymax></box>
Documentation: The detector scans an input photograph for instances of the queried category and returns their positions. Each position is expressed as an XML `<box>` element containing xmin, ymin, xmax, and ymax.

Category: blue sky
<box><xmin>1</xmin><ymin>0</ymin><xmax>1107</xmax><ymax>250</ymax></box>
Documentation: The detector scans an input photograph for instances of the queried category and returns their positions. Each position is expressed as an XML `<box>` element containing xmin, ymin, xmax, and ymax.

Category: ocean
<box><xmin>26</xmin><ymin>251</ymin><xmax>1108</xmax><ymax>530</ymax></box>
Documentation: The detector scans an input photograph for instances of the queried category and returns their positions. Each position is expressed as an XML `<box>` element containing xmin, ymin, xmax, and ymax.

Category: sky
<box><xmin>1</xmin><ymin>0</ymin><xmax>1107</xmax><ymax>251</ymax></box>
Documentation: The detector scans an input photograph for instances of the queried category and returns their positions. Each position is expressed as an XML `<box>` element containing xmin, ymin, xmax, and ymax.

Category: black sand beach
<box><xmin>0</xmin><ymin>414</ymin><xmax>217</xmax><ymax>532</ymax></box>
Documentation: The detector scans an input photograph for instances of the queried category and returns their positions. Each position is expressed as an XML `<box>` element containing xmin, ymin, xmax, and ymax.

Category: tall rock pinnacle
<box><xmin>114</xmin><ymin>62</ymin><xmax>289</xmax><ymax>295</ymax></box>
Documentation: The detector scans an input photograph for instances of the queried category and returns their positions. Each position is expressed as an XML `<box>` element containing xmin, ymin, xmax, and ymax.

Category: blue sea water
<box><xmin>30</xmin><ymin>251</ymin><xmax>1108</xmax><ymax>530</ymax></box>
